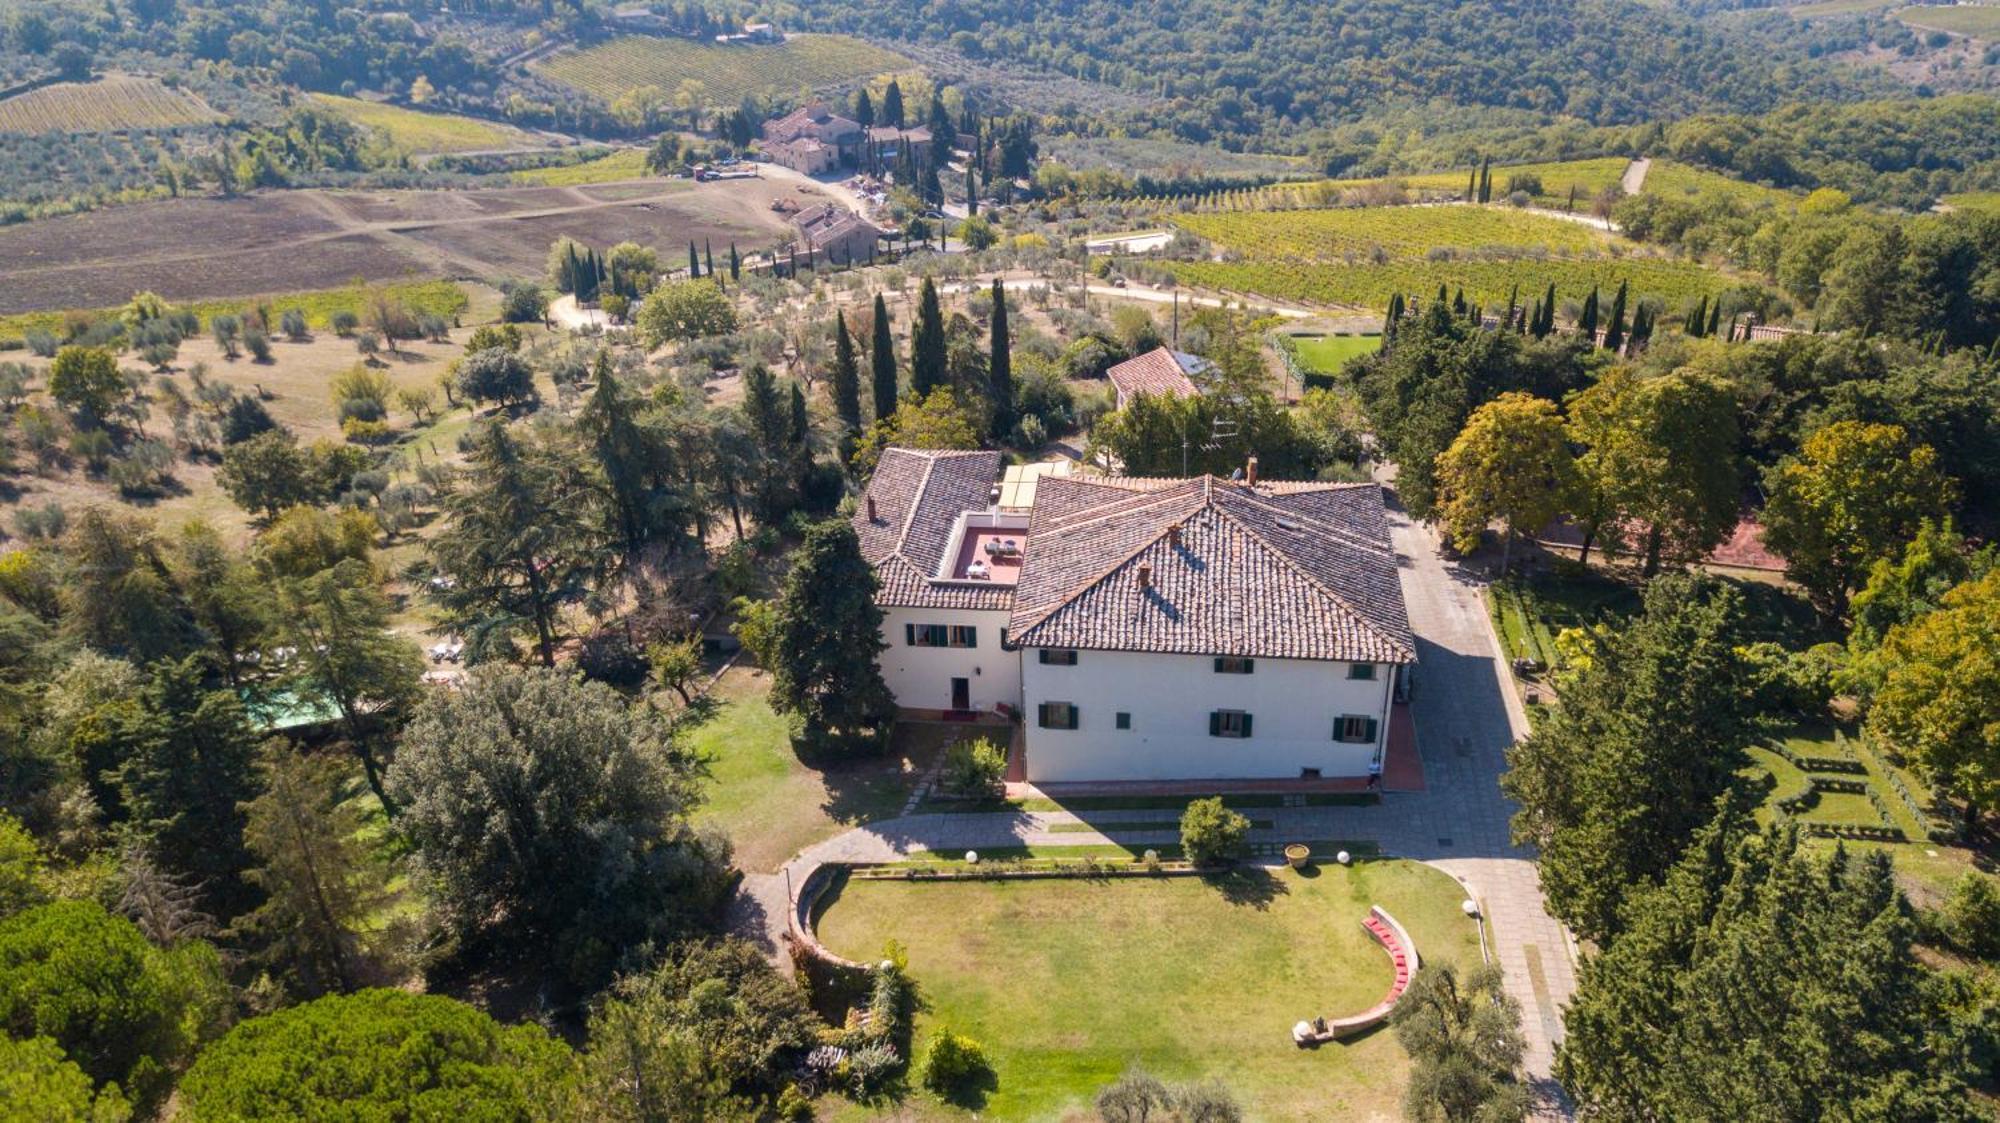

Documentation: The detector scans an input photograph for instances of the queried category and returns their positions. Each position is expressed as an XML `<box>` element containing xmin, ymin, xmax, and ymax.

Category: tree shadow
<box><xmin>1201</xmin><ymin>866</ymin><xmax>1288</xmax><ymax>910</ymax></box>
<box><xmin>934</xmin><ymin>1059</ymin><xmax>1000</xmax><ymax>1111</ymax></box>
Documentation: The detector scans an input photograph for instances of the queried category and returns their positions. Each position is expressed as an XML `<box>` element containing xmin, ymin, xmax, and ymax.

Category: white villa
<box><xmin>853</xmin><ymin>448</ymin><xmax>1416</xmax><ymax>786</ymax></box>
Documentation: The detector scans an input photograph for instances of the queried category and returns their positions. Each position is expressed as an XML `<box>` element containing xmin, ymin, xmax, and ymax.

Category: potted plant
<box><xmin>1284</xmin><ymin>843</ymin><xmax>1312</xmax><ymax>870</ymax></box>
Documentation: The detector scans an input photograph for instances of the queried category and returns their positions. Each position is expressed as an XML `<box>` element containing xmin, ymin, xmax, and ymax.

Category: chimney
<box><xmin>1245</xmin><ymin>456</ymin><xmax>1259</xmax><ymax>487</ymax></box>
<box><xmin>866</xmin><ymin>496</ymin><xmax>878</xmax><ymax>522</ymax></box>
<box><xmin>1168</xmin><ymin>523</ymin><xmax>1182</xmax><ymax>547</ymax></box>
<box><xmin>1138</xmin><ymin>563</ymin><xmax>1153</xmax><ymax>590</ymax></box>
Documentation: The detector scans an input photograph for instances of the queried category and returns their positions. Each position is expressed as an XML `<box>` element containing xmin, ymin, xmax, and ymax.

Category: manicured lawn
<box><xmin>814</xmin><ymin>860</ymin><xmax>1481</xmax><ymax>1121</ymax></box>
<box><xmin>689</xmin><ymin>667</ymin><xmax>946</xmax><ymax>872</ymax></box>
<box><xmin>1290</xmin><ymin>333</ymin><xmax>1381</xmax><ymax>373</ymax></box>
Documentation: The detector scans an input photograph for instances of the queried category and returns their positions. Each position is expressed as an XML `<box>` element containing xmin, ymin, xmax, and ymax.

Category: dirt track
<box><xmin>0</xmin><ymin>174</ymin><xmax>809</xmax><ymax>313</ymax></box>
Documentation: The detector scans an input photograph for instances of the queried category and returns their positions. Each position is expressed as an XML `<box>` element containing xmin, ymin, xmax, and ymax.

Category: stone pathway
<box><xmin>730</xmin><ymin>497</ymin><xmax>1576</xmax><ymax>1116</ymax></box>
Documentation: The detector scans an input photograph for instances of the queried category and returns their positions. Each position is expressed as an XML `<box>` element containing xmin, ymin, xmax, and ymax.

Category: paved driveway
<box><xmin>732</xmin><ymin>493</ymin><xmax>1575</xmax><ymax>1113</ymax></box>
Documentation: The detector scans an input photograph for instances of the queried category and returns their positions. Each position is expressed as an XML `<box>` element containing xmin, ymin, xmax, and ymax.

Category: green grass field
<box><xmin>1178</xmin><ymin>205</ymin><xmax>1608</xmax><ymax>259</ymax></box>
<box><xmin>687</xmin><ymin>667</ymin><xmax>946</xmax><ymax>872</ymax></box>
<box><xmin>537</xmin><ymin>33</ymin><xmax>910</xmax><ymax>105</ymax></box>
<box><xmin>1897</xmin><ymin>3</ymin><xmax>2000</xmax><ymax>39</ymax></box>
<box><xmin>815</xmin><ymin>860</ymin><xmax>1481</xmax><ymax>1121</ymax></box>
<box><xmin>0</xmin><ymin>279</ymin><xmax>468</xmax><ymax>344</ymax></box>
<box><xmin>1290</xmin><ymin>334</ymin><xmax>1382</xmax><ymax>373</ymax></box>
<box><xmin>0</xmin><ymin>74</ymin><xmax>219</xmax><ymax>135</ymax></box>
<box><xmin>510</xmin><ymin>148</ymin><xmax>656</xmax><ymax>186</ymax></box>
<box><xmin>310</xmin><ymin>94</ymin><xmax>533</xmax><ymax>154</ymax></box>
<box><xmin>1171</xmin><ymin>252</ymin><xmax>1725</xmax><ymax>313</ymax></box>
<box><xmin>1640</xmin><ymin>159</ymin><xmax>1799</xmax><ymax>208</ymax></box>
<box><xmin>1791</xmin><ymin>0</ymin><xmax>1898</xmax><ymax>14</ymax></box>
<box><xmin>1943</xmin><ymin>191</ymin><xmax>2000</xmax><ymax>215</ymax></box>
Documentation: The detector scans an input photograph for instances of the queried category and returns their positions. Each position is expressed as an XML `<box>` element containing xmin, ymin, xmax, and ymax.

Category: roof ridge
<box><xmin>891</xmin><ymin>450</ymin><xmax>939</xmax><ymax>563</ymax></box>
<box><xmin>1039</xmin><ymin>477</ymin><xmax>1208</xmax><ymax>534</ymax></box>
<box><xmin>1222</xmin><ymin>485</ymin><xmax>1394</xmax><ymax>559</ymax></box>
<box><xmin>1209</xmin><ymin>498</ymin><xmax>1414</xmax><ymax>658</ymax></box>
<box><xmin>1010</xmin><ymin>509</ymin><xmax>1188</xmax><ymax>637</ymax></box>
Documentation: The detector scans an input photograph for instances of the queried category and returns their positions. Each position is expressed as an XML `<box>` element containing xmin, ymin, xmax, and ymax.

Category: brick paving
<box><xmin>730</xmin><ymin>496</ymin><xmax>1576</xmax><ymax>1116</ymax></box>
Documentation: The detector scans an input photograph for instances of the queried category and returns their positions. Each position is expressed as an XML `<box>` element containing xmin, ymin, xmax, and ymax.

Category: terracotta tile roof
<box><xmin>852</xmin><ymin>448</ymin><xmax>1011</xmax><ymax>610</ymax></box>
<box><xmin>1008</xmin><ymin>475</ymin><xmax>1415</xmax><ymax>664</ymax></box>
<box><xmin>1105</xmin><ymin>346</ymin><xmax>1205</xmax><ymax>401</ymax></box>
<box><xmin>793</xmin><ymin>204</ymin><xmax>880</xmax><ymax>251</ymax></box>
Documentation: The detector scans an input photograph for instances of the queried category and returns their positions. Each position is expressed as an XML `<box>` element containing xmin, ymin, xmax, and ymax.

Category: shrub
<box><xmin>340</xmin><ymin>418</ymin><xmax>394</xmax><ymax>444</ymax></box>
<box><xmin>280</xmin><ymin>309</ymin><xmax>308</xmax><ymax>340</ymax></box>
<box><xmin>1939</xmin><ymin>873</ymin><xmax>2000</xmax><ymax>959</ymax></box>
<box><xmin>500</xmin><ymin>280</ymin><xmax>549</xmax><ymax>324</ymax></box>
<box><xmin>921</xmin><ymin>1029</ymin><xmax>991</xmax><ymax>1098</ymax></box>
<box><xmin>242</xmin><ymin>327</ymin><xmax>272</xmax><ymax>362</ymax></box>
<box><xmin>938</xmin><ymin>738</ymin><xmax>1007</xmax><ymax>800</ymax></box>
<box><xmin>329</xmin><ymin>310</ymin><xmax>360</xmax><ymax>337</ymax></box>
<box><xmin>1179</xmin><ymin>797</ymin><xmax>1249</xmax><ymax>865</ymax></box>
<box><xmin>847</xmin><ymin>1041</ymin><xmax>900</xmax><ymax>1097</ymax></box>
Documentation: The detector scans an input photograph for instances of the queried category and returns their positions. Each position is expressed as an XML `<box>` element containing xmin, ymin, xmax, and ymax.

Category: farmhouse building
<box><xmin>759</xmin><ymin>100</ymin><xmax>862</xmax><ymax>173</ymax></box>
<box><xmin>853</xmin><ymin>448</ymin><xmax>1415</xmax><ymax>786</ymax></box>
<box><xmin>792</xmin><ymin>203</ymin><xmax>881</xmax><ymax>264</ymax></box>
<box><xmin>1105</xmin><ymin>346</ymin><xmax>1210</xmax><ymax>409</ymax></box>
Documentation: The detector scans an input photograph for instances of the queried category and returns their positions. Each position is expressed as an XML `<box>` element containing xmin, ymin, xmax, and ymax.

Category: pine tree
<box><xmin>989</xmin><ymin>278</ymin><xmax>1012</xmax><ymax>441</ymax></box>
<box><xmin>870</xmin><ymin>294</ymin><xmax>897</xmax><ymax>422</ymax></box>
<box><xmin>770</xmin><ymin>520</ymin><xmax>897</xmax><ymax>755</ymax></box>
<box><xmin>831</xmin><ymin>312</ymin><xmax>861</xmax><ymax>432</ymax></box>
<box><xmin>909</xmin><ymin>277</ymin><xmax>946</xmax><ymax>396</ymax></box>
<box><xmin>1603</xmin><ymin>281</ymin><xmax>1629</xmax><ymax>353</ymax></box>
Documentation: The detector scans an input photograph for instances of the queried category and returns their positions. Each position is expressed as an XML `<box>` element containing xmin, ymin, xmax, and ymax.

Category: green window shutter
<box><xmin>1364</xmin><ymin>718</ymin><xmax>1379</xmax><ymax>743</ymax></box>
<box><xmin>905</xmin><ymin>623</ymin><xmax>915</xmax><ymax>646</ymax></box>
<box><xmin>1037</xmin><ymin>703</ymin><xmax>1050</xmax><ymax>727</ymax></box>
<box><xmin>965</xmin><ymin>627</ymin><xmax>977</xmax><ymax>648</ymax></box>
<box><xmin>1068</xmin><ymin>706</ymin><xmax>1078</xmax><ymax>729</ymax></box>
<box><xmin>1243</xmin><ymin>659</ymin><xmax>1254</xmax><ymax>674</ymax></box>
<box><xmin>1209</xmin><ymin>711</ymin><xmax>1221</xmax><ymax>737</ymax></box>
<box><xmin>1241</xmin><ymin>713</ymin><xmax>1253</xmax><ymax>737</ymax></box>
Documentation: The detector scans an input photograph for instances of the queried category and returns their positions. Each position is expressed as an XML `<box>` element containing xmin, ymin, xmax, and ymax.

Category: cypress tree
<box><xmin>855</xmin><ymin>88</ymin><xmax>875</xmax><ymax>130</ymax></box>
<box><xmin>688</xmin><ymin>241</ymin><xmax>700</xmax><ymax>279</ymax></box>
<box><xmin>909</xmin><ymin>277</ymin><xmax>946</xmax><ymax>396</ymax></box>
<box><xmin>1505</xmin><ymin>283</ymin><xmax>1519</xmax><ymax>325</ymax></box>
<box><xmin>989</xmin><ymin>278</ymin><xmax>1012</xmax><ymax>441</ymax></box>
<box><xmin>729</xmin><ymin>242</ymin><xmax>740</xmax><ymax>281</ymax></box>
<box><xmin>870</xmin><ymin>294</ymin><xmax>897</xmax><ymax>422</ymax></box>
<box><xmin>1467</xmin><ymin>166</ymin><xmax>1478</xmax><ymax>201</ymax></box>
<box><xmin>832</xmin><ymin>312</ymin><xmax>861</xmax><ymax>432</ymax></box>
<box><xmin>1540</xmin><ymin>283</ymin><xmax>1557</xmax><ymax>337</ymax></box>
<box><xmin>1452</xmin><ymin>288</ymin><xmax>1467</xmax><ymax>317</ymax></box>
<box><xmin>705</xmin><ymin>240</ymin><xmax>714</xmax><ymax>279</ymax></box>
<box><xmin>1603</xmin><ymin>281</ymin><xmax>1629</xmax><ymax>352</ymax></box>
<box><xmin>1706</xmin><ymin>300</ymin><xmax>1722</xmax><ymax>338</ymax></box>
<box><xmin>966</xmin><ymin>166</ymin><xmax>977</xmax><ymax>217</ymax></box>
<box><xmin>1478</xmin><ymin>156</ymin><xmax>1492</xmax><ymax>203</ymax></box>
<box><xmin>1687</xmin><ymin>295</ymin><xmax>1708</xmax><ymax>337</ymax></box>
<box><xmin>1578</xmin><ymin>288</ymin><xmax>1600</xmax><ymax>339</ymax></box>
<box><xmin>883</xmin><ymin>78</ymin><xmax>904</xmax><ymax>128</ymax></box>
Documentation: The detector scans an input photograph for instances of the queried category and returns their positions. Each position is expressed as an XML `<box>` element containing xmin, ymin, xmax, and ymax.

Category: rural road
<box><xmin>1621</xmin><ymin>157</ymin><xmax>1652</xmax><ymax>195</ymax></box>
<box><xmin>731</xmin><ymin>483</ymin><xmax>1576</xmax><ymax>1116</ymax></box>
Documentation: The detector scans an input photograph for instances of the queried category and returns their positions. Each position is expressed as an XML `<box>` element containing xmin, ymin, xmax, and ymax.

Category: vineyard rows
<box><xmin>0</xmin><ymin>280</ymin><xmax>468</xmax><ymax>346</ymax></box>
<box><xmin>1174</xmin><ymin>206</ymin><xmax>1606</xmax><ymax>259</ymax></box>
<box><xmin>0</xmin><ymin>75</ymin><xmax>218</xmax><ymax>136</ymax></box>
<box><xmin>537</xmin><ymin>34</ymin><xmax>909</xmax><ymax>106</ymax></box>
<box><xmin>1169</xmin><ymin>256</ymin><xmax>1725</xmax><ymax>313</ymax></box>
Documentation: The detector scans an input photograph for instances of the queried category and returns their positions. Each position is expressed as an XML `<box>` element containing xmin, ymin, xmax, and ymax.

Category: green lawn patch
<box><xmin>689</xmin><ymin>667</ymin><xmax>943</xmax><ymax>872</ymax></box>
<box><xmin>1290</xmin><ymin>333</ymin><xmax>1382</xmax><ymax>373</ymax></box>
<box><xmin>813</xmin><ymin>859</ymin><xmax>1480</xmax><ymax>1121</ymax></box>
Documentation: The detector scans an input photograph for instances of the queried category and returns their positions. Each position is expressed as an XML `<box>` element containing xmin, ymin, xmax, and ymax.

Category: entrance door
<box><xmin>950</xmin><ymin>677</ymin><xmax>971</xmax><ymax>711</ymax></box>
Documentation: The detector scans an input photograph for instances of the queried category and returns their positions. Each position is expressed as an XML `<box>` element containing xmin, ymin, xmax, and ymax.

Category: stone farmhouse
<box><xmin>759</xmin><ymin>100</ymin><xmax>863</xmax><ymax>174</ymax></box>
<box><xmin>854</xmin><ymin>448</ymin><xmax>1416</xmax><ymax>787</ymax></box>
<box><xmin>1105</xmin><ymin>346</ymin><xmax>1211</xmax><ymax>409</ymax></box>
<box><xmin>791</xmin><ymin>203</ymin><xmax>882</xmax><ymax>264</ymax></box>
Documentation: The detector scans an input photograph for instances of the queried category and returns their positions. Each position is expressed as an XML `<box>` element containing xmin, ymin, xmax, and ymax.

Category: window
<box><xmin>905</xmin><ymin>624</ymin><xmax>974</xmax><ymax>648</ymax></box>
<box><xmin>1038</xmin><ymin>701</ymin><xmax>1079</xmax><ymax>730</ymax></box>
<box><xmin>1209</xmin><ymin>710</ymin><xmax>1253</xmax><ymax>738</ymax></box>
<box><xmin>1115</xmin><ymin>712</ymin><xmax>1131</xmax><ymax>730</ymax></box>
<box><xmin>1213</xmin><ymin>656</ymin><xmax>1255</xmax><ymax>674</ymax></box>
<box><xmin>1038</xmin><ymin>648</ymin><xmax>1079</xmax><ymax>666</ymax></box>
<box><xmin>1347</xmin><ymin>663</ymin><xmax>1377</xmax><ymax>681</ymax></box>
<box><xmin>1334</xmin><ymin>714</ymin><xmax>1379</xmax><ymax>744</ymax></box>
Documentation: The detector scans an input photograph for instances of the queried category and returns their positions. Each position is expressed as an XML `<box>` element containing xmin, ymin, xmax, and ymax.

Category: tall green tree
<box><xmin>387</xmin><ymin>667</ymin><xmax>727</xmax><ymax>985</ymax></box>
<box><xmin>277</xmin><ymin>559</ymin><xmax>423</xmax><ymax>813</ymax></box>
<box><xmin>579</xmin><ymin>353</ymin><xmax>685</xmax><ymax>556</ymax></box>
<box><xmin>1871</xmin><ymin>569</ymin><xmax>2000</xmax><ymax>822</ymax></box>
<box><xmin>1602</xmin><ymin>280</ymin><xmax>1629</xmax><ymax>353</ymax></box>
<box><xmin>989</xmin><ymin>279</ymin><xmax>1013</xmax><ymax>441</ymax></box>
<box><xmin>1433</xmin><ymin>392</ymin><xmax>1580</xmax><ymax>574</ymax></box>
<box><xmin>831</xmin><ymin>312</ymin><xmax>862</xmax><ymax>433</ymax></box>
<box><xmin>769</xmin><ymin>521</ymin><xmax>896</xmax><ymax>755</ymax></box>
<box><xmin>234</xmin><ymin>742</ymin><xmax>388</xmax><ymax>998</ymax></box>
<box><xmin>870</xmin><ymin>294</ymin><xmax>898</xmax><ymax>422</ymax></box>
<box><xmin>429</xmin><ymin>421</ymin><xmax>606</xmax><ymax>667</ymax></box>
<box><xmin>910</xmin><ymin>278</ymin><xmax>947</xmax><ymax>396</ymax></box>
<box><xmin>1560</xmin><ymin>813</ymin><xmax>1980</xmax><ymax>1120</ymax></box>
<box><xmin>1761</xmin><ymin>420</ymin><xmax>1957</xmax><ymax>618</ymax></box>
<box><xmin>1501</xmin><ymin>574</ymin><xmax>1755</xmax><ymax>942</ymax></box>
<box><xmin>1566</xmin><ymin>367</ymin><xmax>1741</xmax><ymax>574</ymax></box>
<box><xmin>740</xmin><ymin>364</ymin><xmax>802</xmax><ymax>524</ymax></box>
